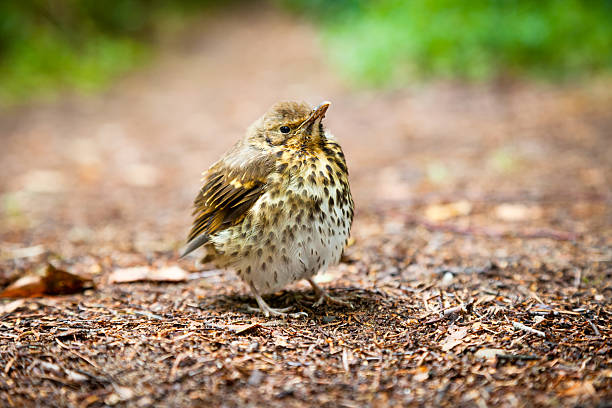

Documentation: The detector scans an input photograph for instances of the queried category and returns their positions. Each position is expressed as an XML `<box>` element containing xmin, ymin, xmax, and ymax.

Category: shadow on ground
<box><xmin>203</xmin><ymin>287</ymin><xmax>384</xmax><ymax>317</ymax></box>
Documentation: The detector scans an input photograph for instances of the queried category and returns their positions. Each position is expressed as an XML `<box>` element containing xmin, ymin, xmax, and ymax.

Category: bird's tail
<box><xmin>179</xmin><ymin>234</ymin><xmax>209</xmax><ymax>258</ymax></box>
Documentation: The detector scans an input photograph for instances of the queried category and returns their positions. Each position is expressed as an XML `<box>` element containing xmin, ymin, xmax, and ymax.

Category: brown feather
<box><xmin>183</xmin><ymin>143</ymin><xmax>274</xmax><ymax>256</ymax></box>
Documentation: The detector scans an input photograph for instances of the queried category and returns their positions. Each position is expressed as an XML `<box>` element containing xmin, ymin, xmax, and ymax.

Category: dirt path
<box><xmin>1</xmin><ymin>5</ymin><xmax>611</xmax><ymax>407</ymax></box>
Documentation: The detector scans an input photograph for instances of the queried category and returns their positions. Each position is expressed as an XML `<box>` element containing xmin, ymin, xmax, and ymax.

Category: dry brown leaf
<box><xmin>226</xmin><ymin>323</ymin><xmax>261</xmax><ymax>335</ymax></box>
<box><xmin>0</xmin><ymin>275</ymin><xmax>45</xmax><ymax>298</ymax></box>
<box><xmin>109</xmin><ymin>265</ymin><xmax>188</xmax><ymax>283</ymax></box>
<box><xmin>441</xmin><ymin>326</ymin><xmax>469</xmax><ymax>352</ymax></box>
<box><xmin>42</xmin><ymin>264</ymin><xmax>93</xmax><ymax>295</ymax></box>
<box><xmin>0</xmin><ymin>264</ymin><xmax>92</xmax><ymax>298</ymax></box>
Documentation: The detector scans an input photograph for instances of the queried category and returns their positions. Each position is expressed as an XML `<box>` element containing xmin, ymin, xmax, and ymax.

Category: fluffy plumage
<box><xmin>183</xmin><ymin>101</ymin><xmax>354</xmax><ymax>316</ymax></box>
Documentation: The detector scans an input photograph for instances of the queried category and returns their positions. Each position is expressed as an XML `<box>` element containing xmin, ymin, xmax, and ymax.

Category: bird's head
<box><xmin>247</xmin><ymin>101</ymin><xmax>331</xmax><ymax>151</ymax></box>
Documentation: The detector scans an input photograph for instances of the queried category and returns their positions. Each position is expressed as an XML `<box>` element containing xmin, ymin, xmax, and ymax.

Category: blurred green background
<box><xmin>1</xmin><ymin>0</ymin><xmax>611</xmax><ymax>105</ymax></box>
<box><xmin>284</xmin><ymin>0</ymin><xmax>612</xmax><ymax>86</ymax></box>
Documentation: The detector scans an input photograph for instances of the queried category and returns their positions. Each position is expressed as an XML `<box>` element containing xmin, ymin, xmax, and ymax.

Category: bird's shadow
<box><xmin>197</xmin><ymin>287</ymin><xmax>386</xmax><ymax>319</ymax></box>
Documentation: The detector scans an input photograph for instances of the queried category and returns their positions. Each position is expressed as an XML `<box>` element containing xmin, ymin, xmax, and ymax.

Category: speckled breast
<box><xmin>210</xmin><ymin>138</ymin><xmax>353</xmax><ymax>294</ymax></box>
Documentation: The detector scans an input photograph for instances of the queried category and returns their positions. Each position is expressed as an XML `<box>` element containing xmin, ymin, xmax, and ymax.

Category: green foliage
<box><xmin>0</xmin><ymin>0</ymin><xmax>211</xmax><ymax>105</ymax></box>
<box><xmin>281</xmin><ymin>0</ymin><xmax>612</xmax><ymax>86</ymax></box>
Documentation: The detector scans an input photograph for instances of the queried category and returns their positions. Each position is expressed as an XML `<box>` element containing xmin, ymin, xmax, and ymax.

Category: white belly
<box><xmin>210</xmin><ymin>178</ymin><xmax>351</xmax><ymax>294</ymax></box>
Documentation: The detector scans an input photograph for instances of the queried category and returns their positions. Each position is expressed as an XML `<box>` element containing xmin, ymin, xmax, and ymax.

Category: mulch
<box><xmin>0</xmin><ymin>6</ymin><xmax>611</xmax><ymax>407</ymax></box>
<box><xmin>1</xmin><ymin>202</ymin><xmax>610</xmax><ymax>407</ymax></box>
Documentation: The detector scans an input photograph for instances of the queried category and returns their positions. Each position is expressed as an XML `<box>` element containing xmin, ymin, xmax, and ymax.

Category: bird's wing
<box><xmin>181</xmin><ymin>145</ymin><xmax>274</xmax><ymax>257</ymax></box>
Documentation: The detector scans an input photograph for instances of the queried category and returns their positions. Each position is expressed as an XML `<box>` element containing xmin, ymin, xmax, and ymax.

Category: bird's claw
<box><xmin>307</xmin><ymin>278</ymin><xmax>353</xmax><ymax>309</ymax></box>
<box><xmin>246</xmin><ymin>301</ymin><xmax>307</xmax><ymax>318</ymax></box>
<box><xmin>313</xmin><ymin>292</ymin><xmax>354</xmax><ymax>309</ymax></box>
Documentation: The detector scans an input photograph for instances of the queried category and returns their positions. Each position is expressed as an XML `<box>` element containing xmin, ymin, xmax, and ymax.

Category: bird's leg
<box><xmin>246</xmin><ymin>283</ymin><xmax>306</xmax><ymax>318</ymax></box>
<box><xmin>307</xmin><ymin>279</ymin><xmax>353</xmax><ymax>308</ymax></box>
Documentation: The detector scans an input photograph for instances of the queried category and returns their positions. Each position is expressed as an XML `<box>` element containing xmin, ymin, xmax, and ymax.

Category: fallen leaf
<box><xmin>42</xmin><ymin>264</ymin><xmax>93</xmax><ymax>295</ymax></box>
<box><xmin>0</xmin><ymin>264</ymin><xmax>93</xmax><ymax>298</ymax></box>
<box><xmin>226</xmin><ymin>323</ymin><xmax>261</xmax><ymax>335</ymax></box>
<box><xmin>109</xmin><ymin>265</ymin><xmax>188</xmax><ymax>283</ymax></box>
<box><xmin>0</xmin><ymin>275</ymin><xmax>44</xmax><ymax>298</ymax></box>
<box><xmin>425</xmin><ymin>200</ymin><xmax>472</xmax><ymax>222</ymax></box>
<box><xmin>441</xmin><ymin>326</ymin><xmax>469</xmax><ymax>352</ymax></box>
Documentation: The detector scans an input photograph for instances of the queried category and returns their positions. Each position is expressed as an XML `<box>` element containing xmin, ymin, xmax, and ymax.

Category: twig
<box><xmin>4</xmin><ymin>355</ymin><xmax>15</xmax><ymax>375</ymax></box>
<box><xmin>587</xmin><ymin>320</ymin><xmax>601</xmax><ymax>337</ymax></box>
<box><xmin>443</xmin><ymin>304</ymin><xmax>466</xmax><ymax>316</ymax></box>
<box><xmin>132</xmin><ymin>310</ymin><xmax>163</xmax><ymax>320</ymax></box>
<box><xmin>512</xmin><ymin>321</ymin><xmax>545</xmax><ymax>338</ymax></box>
<box><xmin>68</xmin><ymin>348</ymin><xmax>103</xmax><ymax>371</ymax></box>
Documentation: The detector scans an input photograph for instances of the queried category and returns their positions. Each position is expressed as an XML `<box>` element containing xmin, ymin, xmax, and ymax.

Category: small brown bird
<box><xmin>182</xmin><ymin>101</ymin><xmax>354</xmax><ymax>316</ymax></box>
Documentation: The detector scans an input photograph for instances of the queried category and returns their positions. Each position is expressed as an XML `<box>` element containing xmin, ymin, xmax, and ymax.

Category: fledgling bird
<box><xmin>181</xmin><ymin>101</ymin><xmax>354</xmax><ymax>317</ymax></box>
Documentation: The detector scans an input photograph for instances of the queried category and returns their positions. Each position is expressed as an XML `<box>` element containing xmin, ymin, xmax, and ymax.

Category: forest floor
<box><xmin>0</xmin><ymin>5</ymin><xmax>611</xmax><ymax>408</ymax></box>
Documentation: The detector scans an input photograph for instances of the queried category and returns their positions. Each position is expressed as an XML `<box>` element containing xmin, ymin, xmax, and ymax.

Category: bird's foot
<box><xmin>308</xmin><ymin>279</ymin><xmax>354</xmax><ymax>309</ymax></box>
<box><xmin>312</xmin><ymin>292</ymin><xmax>354</xmax><ymax>308</ymax></box>
<box><xmin>247</xmin><ymin>287</ymin><xmax>307</xmax><ymax>318</ymax></box>
<box><xmin>245</xmin><ymin>304</ymin><xmax>294</xmax><ymax>317</ymax></box>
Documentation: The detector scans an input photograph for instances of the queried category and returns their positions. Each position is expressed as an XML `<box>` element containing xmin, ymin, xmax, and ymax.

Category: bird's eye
<box><xmin>279</xmin><ymin>126</ymin><xmax>291</xmax><ymax>134</ymax></box>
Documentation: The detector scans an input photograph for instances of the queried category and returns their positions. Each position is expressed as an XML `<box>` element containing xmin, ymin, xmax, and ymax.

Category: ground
<box><xmin>0</xmin><ymin>5</ymin><xmax>611</xmax><ymax>408</ymax></box>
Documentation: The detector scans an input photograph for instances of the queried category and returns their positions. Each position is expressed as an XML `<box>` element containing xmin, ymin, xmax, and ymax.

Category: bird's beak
<box><xmin>300</xmin><ymin>101</ymin><xmax>331</xmax><ymax>130</ymax></box>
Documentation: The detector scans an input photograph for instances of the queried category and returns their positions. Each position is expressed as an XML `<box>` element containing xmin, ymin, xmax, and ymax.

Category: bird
<box><xmin>181</xmin><ymin>101</ymin><xmax>354</xmax><ymax>317</ymax></box>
